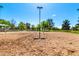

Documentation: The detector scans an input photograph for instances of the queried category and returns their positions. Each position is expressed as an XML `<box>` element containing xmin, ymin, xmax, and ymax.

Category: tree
<box><xmin>18</xmin><ymin>22</ymin><xmax>26</xmax><ymax>30</ymax></box>
<box><xmin>73</xmin><ymin>20</ymin><xmax>79</xmax><ymax>30</ymax></box>
<box><xmin>76</xmin><ymin>20</ymin><xmax>79</xmax><ymax>26</ymax></box>
<box><xmin>75</xmin><ymin>8</ymin><xmax>79</xmax><ymax>30</ymax></box>
<box><xmin>71</xmin><ymin>26</ymin><xmax>77</xmax><ymax>31</ymax></box>
<box><xmin>41</xmin><ymin>21</ymin><xmax>45</xmax><ymax>31</ymax></box>
<box><xmin>31</xmin><ymin>25</ymin><xmax>36</xmax><ymax>31</ymax></box>
<box><xmin>0</xmin><ymin>19</ymin><xmax>11</xmax><ymax>31</ymax></box>
<box><xmin>52</xmin><ymin>27</ymin><xmax>60</xmax><ymax>30</ymax></box>
<box><xmin>62</xmin><ymin>19</ymin><xmax>70</xmax><ymax>30</ymax></box>
<box><xmin>10</xmin><ymin>19</ymin><xmax>16</xmax><ymax>30</ymax></box>
<box><xmin>41</xmin><ymin>20</ymin><xmax>49</xmax><ymax>31</ymax></box>
<box><xmin>40</xmin><ymin>19</ymin><xmax>54</xmax><ymax>31</ymax></box>
<box><xmin>36</xmin><ymin>24</ymin><xmax>40</xmax><ymax>31</ymax></box>
<box><xmin>47</xmin><ymin>19</ymin><xmax>54</xmax><ymax>30</ymax></box>
<box><xmin>0</xmin><ymin>19</ymin><xmax>11</xmax><ymax>26</ymax></box>
<box><xmin>26</xmin><ymin>23</ymin><xmax>30</xmax><ymax>30</ymax></box>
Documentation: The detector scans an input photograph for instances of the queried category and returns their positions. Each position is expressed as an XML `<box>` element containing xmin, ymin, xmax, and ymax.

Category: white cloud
<box><xmin>52</xmin><ymin>14</ymin><xmax>56</xmax><ymax>17</ymax></box>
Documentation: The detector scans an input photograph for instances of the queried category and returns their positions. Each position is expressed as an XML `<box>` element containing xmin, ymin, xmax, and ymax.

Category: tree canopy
<box><xmin>62</xmin><ymin>19</ymin><xmax>70</xmax><ymax>30</ymax></box>
<box><xmin>18</xmin><ymin>22</ymin><xmax>26</xmax><ymax>30</ymax></box>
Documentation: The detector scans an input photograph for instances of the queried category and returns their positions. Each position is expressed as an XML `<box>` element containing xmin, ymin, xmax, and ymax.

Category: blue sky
<box><xmin>0</xmin><ymin>3</ymin><xmax>79</xmax><ymax>28</ymax></box>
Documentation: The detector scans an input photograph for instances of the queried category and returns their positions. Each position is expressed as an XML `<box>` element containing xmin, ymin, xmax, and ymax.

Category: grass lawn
<box><xmin>50</xmin><ymin>30</ymin><xmax>79</xmax><ymax>34</ymax></box>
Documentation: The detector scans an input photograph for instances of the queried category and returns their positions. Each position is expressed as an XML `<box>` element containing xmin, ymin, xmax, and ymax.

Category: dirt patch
<box><xmin>0</xmin><ymin>31</ymin><xmax>79</xmax><ymax>56</ymax></box>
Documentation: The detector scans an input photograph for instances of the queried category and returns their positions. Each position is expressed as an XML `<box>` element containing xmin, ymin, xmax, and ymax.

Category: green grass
<box><xmin>1</xmin><ymin>29</ymin><xmax>79</xmax><ymax>34</ymax></box>
<box><xmin>50</xmin><ymin>30</ymin><xmax>79</xmax><ymax>34</ymax></box>
<box><xmin>69</xmin><ymin>31</ymin><xmax>79</xmax><ymax>34</ymax></box>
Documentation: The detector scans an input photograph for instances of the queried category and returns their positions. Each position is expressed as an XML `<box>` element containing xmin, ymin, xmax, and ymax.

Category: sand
<box><xmin>0</xmin><ymin>31</ymin><xmax>79</xmax><ymax>56</ymax></box>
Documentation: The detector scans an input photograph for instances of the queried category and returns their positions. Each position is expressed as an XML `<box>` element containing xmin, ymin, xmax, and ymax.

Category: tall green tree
<box><xmin>62</xmin><ymin>19</ymin><xmax>70</xmax><ymax>30</ymax></box>
<box><xmin>47</xmin><ymin>19</ymin><xmax>54</xmax><ymax>30</ymax></box>
<box><xmin>41</xmin><ymin>20</ymin><xmax>49</xmax><ymax>31</ymax></box>
<box><xmin>41</xmin><ymin>21</ymin><xmax>45</xmax><ymax>31</ymax></box>
<box><xmin>10</xmin><ymin>19</ymin><xmax>16</xmax><ymax>30</ymax></box>
<box><xmin>18</xmin><ymin>22</ymin><xmax>26</xmax><ymax>30</ymax></box>
<box><xmin>0</xmin><ymin>19</ymin><xmax>11</xmax><ymax>30</ymax></box>
<box><xmin>40</xmin><ymin>19</ymin><xmax>54</xmax><ymax>31</ymax></box>
<box><xmin>36</xmin><ymin>24</ymin><xmax>40</xmax><ymax>31</ymax></box>
<box><xmin>26</xmin><ymin>23</ymin><xmax>30</xmax><ymax>30</ymax></box>
<box><xmin>76</xmin><ymin>20</ymin><xmax>79</xmax><ymax>26</ymax></box>
<box><xmin>31</xmin><ymin>25</ymin><xmax>36</xmax><ymax>31</ymax></box>
<box><xmin>74</xmin><ymin>20</ymin><xmax>79</xmax><ymax>30</ymax></box>
<box><xmin>0</xmin><ymin>19</ymin><xmax>11</xmax><ymax>26</ymax></box>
